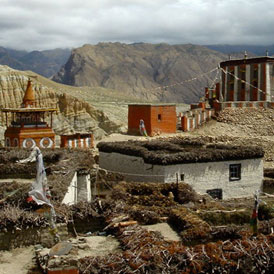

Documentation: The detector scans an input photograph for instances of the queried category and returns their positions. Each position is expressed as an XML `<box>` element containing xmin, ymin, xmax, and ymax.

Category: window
<box><xmin>253</xmin><ymin>68</ymin><xmax>258</xmax><ymax>78</ymax></box>
<box><xmin>229</xmin><ymin>164</ymin><xmax>241</xmax><ymax>181</ymax></box>
<box><xmin>13</xmin><ymin>138</ymin><xmax>18</xmax><ymax>147</ymax></box>
<box><xmin>228</xmin><ymin>70</ymin><xmax>234</xmax><ymax>82</ymax></box>
<box><xmin>240</xmin><ymin>70</ymin><xmax>246</xmax><ymax>79</ymax></box>
<box><xmin>207</xmin><ymin>189</ymin><xmax>223</xmax><ymax>200</ymax></box>
<box><xmin>5</xmin><ymin>137</ymin><xmax>10</xmax><ymax>147</ymax></box>
<box><xmin>180</xmin><ymin>174</ymin><xmax>184</xmax><ymax>181</ymax></box>
<box><xmin>229</xmin><ymin>82</ymin><xmax>234</xmax><ymax>91</ymax></box>
<box><xmin>157</xmin><ymin>114</ymin><xmax>162</xmax><ymax>121</ymax></box>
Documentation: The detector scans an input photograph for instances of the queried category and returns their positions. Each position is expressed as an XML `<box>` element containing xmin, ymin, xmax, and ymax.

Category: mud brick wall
<box><xmin>149</xmin><ymin>105</ymin><xmax>176</xmax><ymax>135</ymax></box>
<box><xmin>128</xmin><ymin>105</ymin><xmax>176</xmax><ymax>136</ymax></box>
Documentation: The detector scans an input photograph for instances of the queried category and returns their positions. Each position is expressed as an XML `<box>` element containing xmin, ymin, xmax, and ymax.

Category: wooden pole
<box><xmin>51</xmin><ymin>112</ymin><xmax>53</xmax><ymax>128</ymax></box>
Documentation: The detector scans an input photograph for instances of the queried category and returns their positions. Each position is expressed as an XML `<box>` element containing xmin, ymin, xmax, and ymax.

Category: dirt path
<box><xmin>142</xmin><ymin>223</ymin><xmax>181</xmax><ymax>242</ymax></box>
<box><xmin>0</xmin><ymin>246</ymin><xmax>35</xmax><ymax>274</ymax></box>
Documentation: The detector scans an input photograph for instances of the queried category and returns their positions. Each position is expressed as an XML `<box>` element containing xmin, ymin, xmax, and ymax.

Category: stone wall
<box><xmin>128</xmin><ymin>104</ymin><xmax>176</xmax><ymax>136</ymax></box>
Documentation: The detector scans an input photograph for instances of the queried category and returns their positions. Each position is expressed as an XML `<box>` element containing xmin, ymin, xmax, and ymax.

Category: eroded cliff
<box><xmin>0</xmin><ymin>65</ymin><xmax>124</xmax><ymax>142</ymax></box>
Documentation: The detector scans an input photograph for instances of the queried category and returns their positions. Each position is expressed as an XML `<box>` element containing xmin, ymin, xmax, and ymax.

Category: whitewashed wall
<box><xmin>62</xmin><ymin>172</ymin><xmax>77</xmax><ymax>205</ymax></box>
<box><xmin>62</xmin><ymin>172</ymin><xmax>91</xmax><ymax>205</ymax></box>
<box><xmin>99</xmin><ymin>152</ymin><xmax>263</xmax><ymax>199</ymax></box>
<box><xmin>99</xmin><ymin>152</ymin><xmax>165</xmax><ymax>182</ymax></box>
<box><xmin>163</xmin><ymin>158</ymin><xmax>263</xmax><ymax>199</ymax></box>
<box><xmin>77</xmin><ymin>174</ymin><xmax>91</xmax><ymax>202</ymax></box>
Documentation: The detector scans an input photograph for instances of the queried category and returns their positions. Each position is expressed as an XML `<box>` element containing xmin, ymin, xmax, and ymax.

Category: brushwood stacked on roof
<box><xmin>97</xmin><ymin>137</ymin><xmax>264</xmax><ymax>165</ymax></box>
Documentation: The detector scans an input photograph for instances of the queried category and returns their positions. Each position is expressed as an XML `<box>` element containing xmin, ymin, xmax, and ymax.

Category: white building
<box><xmin>98</xmin><ymin>138</ymin><xmax>264</xmax><ymax>200</ymax></box>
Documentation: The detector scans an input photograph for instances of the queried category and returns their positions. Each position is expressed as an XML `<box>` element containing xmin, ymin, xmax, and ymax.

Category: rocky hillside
<box><xmin>189</xmin><ymin>107</ymin><xmax>274</xmax><ymax>168</ymax></box>
<box><xmin>53</xmin><ymin>43</ymin><xmax>226</xmax><ymax>103</ymax></box>
<box><xmin>0</xmin><ymin>47</ymin><xmax>70</xmax><ymax>77</ymax></box>
<box><xmin>0</xmin><ymin>65</ymin><xmax>125</xmax><ymax>141</ymax></box>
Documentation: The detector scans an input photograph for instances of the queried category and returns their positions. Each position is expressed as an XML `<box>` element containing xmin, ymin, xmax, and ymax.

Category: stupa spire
<box><xmin>22</xmin><ymin>79</ymin><xmax>35</xmax><ymax>107</ymax></box>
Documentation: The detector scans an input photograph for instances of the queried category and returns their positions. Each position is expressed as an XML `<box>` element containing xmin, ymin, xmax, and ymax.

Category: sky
<box><xmin>0</xmin><ymin>0</ymin><xmax>273</xmax><ymax>51</ymax></box>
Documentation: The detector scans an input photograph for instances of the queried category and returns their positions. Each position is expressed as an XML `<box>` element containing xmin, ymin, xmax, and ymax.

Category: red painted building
<box><xmin>1</xmin><ymin>80</ymin><xmax>56</xmax><ymax>148</ymax></box>
<box><xmin>128</xmin><ymin>104</ymin><xmax>177</xmax><ymax>136</ymax></box>
<box><xmin>220</xmin><ymin>56</ymin><xmax>274</xmax><ymax>102</ymax></box>
<box><xmin>203</xmin><ymin>56</ymin><xmax>274</xmax><ymax>111</ymax></box>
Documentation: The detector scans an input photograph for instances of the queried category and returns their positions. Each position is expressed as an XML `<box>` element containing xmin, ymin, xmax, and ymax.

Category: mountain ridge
<box><xmin>52</xmin><ymin>43</ymin><xmax>227</xmax><ymax>104</ymax></box>
<box><xmin>0</xmin><ymin>47</ymin><xmax>70</xmax><ymax>78</ymax></box>
<box><xmin>205</xmin><ymin>44</ymin><xmax>274</xmax><ymax>56</ymax></box>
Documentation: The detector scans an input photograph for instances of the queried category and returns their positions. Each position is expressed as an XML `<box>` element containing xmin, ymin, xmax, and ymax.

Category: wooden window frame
<box><xmin>229</xmin><ymin>164</ymin><xmax>241</xmax><ymax>181</ymax></box>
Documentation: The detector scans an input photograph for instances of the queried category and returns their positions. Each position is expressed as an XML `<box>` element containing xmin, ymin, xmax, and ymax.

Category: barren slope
<box><xmin>189</xmin><ymin>107</ymin><xmax>274</xmax><ymax>168</ymax></box>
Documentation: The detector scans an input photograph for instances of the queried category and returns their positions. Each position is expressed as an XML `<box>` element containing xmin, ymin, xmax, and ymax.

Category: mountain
<box><xmin>52</xmin><ymin>43</ymin><xmax>226</xmax><ymax>104</ymax></box>
<box><xmin>206</xmin><ymin>44</ymin><xmax>274</xmax><ymax>57</ymax></box>
<box><xmin>0</xmin><ymin>47</ymin><xmax>71</xmax><ymax>77</ymax></box>
<box><xmin>0</xmin><ymin>47</ymin><xmax>26</xmax><ymax>70</ymax></box>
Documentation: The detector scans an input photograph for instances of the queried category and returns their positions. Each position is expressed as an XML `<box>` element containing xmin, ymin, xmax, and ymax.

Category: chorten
<box><xmin>1</xmin><ymin>79</ymin><xmax>57</xmax><ymax>148</ymax></box>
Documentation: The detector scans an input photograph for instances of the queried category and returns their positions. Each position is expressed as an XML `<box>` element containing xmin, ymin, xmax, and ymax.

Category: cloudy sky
<box><xmin>0</xmin><ymin>0</ymin><xmax>273</xmax><ymax>51</ymax></box>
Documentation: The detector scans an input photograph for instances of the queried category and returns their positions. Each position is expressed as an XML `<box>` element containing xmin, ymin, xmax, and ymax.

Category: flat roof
<box><xmin>128</xmin><ymin>103</ymin><xmax>176</xmax><ymax>107</ymax></box>
<box><xmin>97</xmin><ymin>137</ymin><xmax>264</xmax><ymax>165</ymax></box>
<box><xmin>221</xmin><ymin>56</ymin><xmax>274</xmax><ymax>67</ymax></box>
<box><xmin>1</xmin><ymin>107</ymin><xmax>57</xmax><ymax>113</ymax></box>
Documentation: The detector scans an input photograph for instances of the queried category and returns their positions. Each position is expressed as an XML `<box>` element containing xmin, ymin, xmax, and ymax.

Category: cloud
<box><xmin>0</xmin><ymin>0</ymin><xmax>273</xmax><ymax>50</ymax></box>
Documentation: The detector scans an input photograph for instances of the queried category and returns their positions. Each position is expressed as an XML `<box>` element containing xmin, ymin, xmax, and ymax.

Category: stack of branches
<box><xmin>0</xmin><ymin>198</ymin><xmax>109</xmax><ymax>232</ymax></box>
<box><xmin>264</xmin><ymin>168</ymin><xmax>274</xmax><ymax>179</ymax></box>
<box><xmin>0</xmin><ymin>181</ymin><xmax>31</xmax><ymax>207</ymax></box>
<box><xmin>198</xmin><ymin>209</ymin><xmax>251</xmax><ymax>226</ymax></box>
<box><xmin>79</xmin><ymin>202</ymin><xmax>274</xmax><ymax>274</ymax></box>
<box><xmin>0</xmin><ymin>204</ymin><xmax>48</xmax><ymax>231</ymax></box>
<box><xmin>110</xmin><ymin>182</ymin><xmax>198</xmax><ymax>224</ymax></box>
<box><xmin>112</xmin><ymin>181</ymin><xmax>198</xmax><ymax>205</ymax></box>
<box><xmin>169</xmin><ymin>208</ymin><xmax>211</xmax><ymax>244</ymax></box>
<box><xmin>97</xmin><ymin>137</ymin><xmax>264</xmax><ymax>165</ymax></box>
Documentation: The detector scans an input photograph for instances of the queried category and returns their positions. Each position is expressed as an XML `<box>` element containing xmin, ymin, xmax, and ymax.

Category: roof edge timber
<box><xmin>221</xmin><ymin>56</ymin><xmax>274</xmax><ymax>67</ymax></box>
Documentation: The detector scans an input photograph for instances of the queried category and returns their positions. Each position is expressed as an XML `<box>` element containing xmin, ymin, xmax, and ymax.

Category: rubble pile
<box><xmin>215</xmin><ymin>108</ymin><xmax>274</xmax><ymax>164</ymax></box>
<box><xmin>217</xmin><ymin>107</ymin><xmax>274</xmax><ymax>136</ymax></box>
<box><xmin>36</xmin><ymin>235</ymin><xmax>120</xmax><ymax>273</ymax></box>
